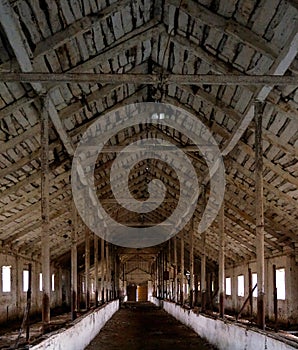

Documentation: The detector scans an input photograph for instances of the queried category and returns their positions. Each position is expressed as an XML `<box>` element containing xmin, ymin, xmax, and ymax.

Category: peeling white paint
<box><xmin>31</xmin><ymin>300</ymin><xmax>119</xmax><ymax>350</ymax></box>
<box><xmin>151</xmin><ymin>298</ymin><xmax>298</xmax><ymax>350</ymax></box>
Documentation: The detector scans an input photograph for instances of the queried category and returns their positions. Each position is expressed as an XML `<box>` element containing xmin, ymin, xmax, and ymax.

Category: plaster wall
<box><xmin>151</xmin><ymin>298</ymin><xmax>298</xmax><ymax>350</ymax></box>
<box><xmin>224</xmin><ymin>255</ymin><xmax>298</xmax><ymax>323</ymax></box>
<box><xmin>31</xmin><ymin>300</ymin><xmax>119</xmax><ymax>350</ymax></box>
<box><xmin>0</xmin><ymin>253</ymin><xmax>68</xmax><ymax>324</ymax></box>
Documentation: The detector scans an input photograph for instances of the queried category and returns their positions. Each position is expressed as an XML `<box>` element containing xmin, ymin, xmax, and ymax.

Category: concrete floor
<box><xmin>85</xmin><ymin>302</ymin><xmax>217</xmax><ymax>350</ymax></box>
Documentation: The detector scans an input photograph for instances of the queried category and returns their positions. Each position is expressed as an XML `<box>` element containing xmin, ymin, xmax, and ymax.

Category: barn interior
<box><xmin>0</xmin><ymin>0</ymin><xmax>297</xmax><ymax>349</ymax></box>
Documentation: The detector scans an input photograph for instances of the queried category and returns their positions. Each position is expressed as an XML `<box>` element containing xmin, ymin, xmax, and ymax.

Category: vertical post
<box><xmin>273</xmin><ymin>264</ymin><xmax>278</xmax><ymax>332</ymax></box>
<box><xmin>194</xmin><ymin>272</ymin><xmax>198</xmax><ymax>306</ymax></box>
<box><xmin>180</xmin><ymin>236</ymin><xmax>184</xmax><ymax>304</ymax></box>
<box><xmin>106</xmin><ymin>243</ymin><xmax>109</xmax><ymax>301</ymax></box>
<box><xmin>162</xmin><ymin>250</ymin><xmax>167</xmax><ymax>299</ymax></box>
<box><xmin>158</xmin><ymin>255</ymin><xmax>161</xmax><ymax>298</ymax></box>
<box><xmin>71</xmin><ymin>201</ymin><xmax>78</xmax><ymax>320</ymax></box>
<box><xmin>94</xmin><ymin>234</ymin><xmax>99</xmax><ymax>307</ymax></box>
<box><xmin>248</xmin><ymin>268</ymin><xmax>253</xmax><ymax>319</ymax></box>
<box><xmin>201</xmin><ymin>185</ymin><xmax>207</xmax><ymax>312</ymax></box>
<box><xmin>168</xmin><ymin>240</ymin><xmax>171</xmax><ymax>300</ymax></box>
<box><xmin>101</xmin><ymin>239</ymin><xmax>105</xmax><ymax>303</ymax></box>
<box><xmin>85</xmin><ymin>229</ymin><xmax>90</xmax><ymax>309</ymax></box>
<box><xmin>201</xmin><ymin>231</ymin><xmax>206</xmax><ymax>312</ymax></box>
<box><xmin>174</xmin><ymin>236</ymin><xmax>178</xmax><ymax>303</ymax></box>
<box><xmin>41</xmin><ymin>94</ymin><xmax>50</xmax><ymax>332</ymax></box>
<box><xmin>218</xmin><ymin>203</ymin><xmax>225</xmax><ymax>318</ymax></box>
<box><xmin>255</xmin><ymin>102</ymin><xmax>265</xmax><ymax>329</ymax></box>
<box><xmin>25</xmin><ymin>263</ymin><xmax>32</xmax><ymax>342</ymax></box>
<box><xmin>190</xmin><ymin>222</ymin><xmax>194</xmax><ymax>308</ymax></box>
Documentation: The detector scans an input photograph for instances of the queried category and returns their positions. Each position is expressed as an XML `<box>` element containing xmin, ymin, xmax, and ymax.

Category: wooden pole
<box><xmin>273</xmin><ymin>264</ymin><xmax>278</xmax><ymax>332</ymax></box>
<box><xmin>94</xmin><ymin>234</ymin><xmax>99</xmax><ymax>307</ymax></box>
<box><xmin>248</xmin><ymin>268</ymin><xmax>253</xmax><ymax>318</ymax></box>
<box><xmin>190</xmin><ymin>222</ymin><xmax>194</xmax><ymax>308</ymax></box>
<box><xmin>106</xmin><ymin>243</ymin><xmax>109</xmax><ymax>301</ymax></box>
<box><xmin>194</xmin><ymin>271</ymin><xmax>199</xmax><ymax>306</ymax></box>
<box><xmin>201</xmin><ymin>231</ymin><xmax>206</xmax><ymax>312</ymax></box>
<box><xmin>71</xmin><ymin>201</ymin><xmax>78</xmax><ymax>320</ymax></box>
<box><xmin>201</xmin><ymin>185</ymin><xmax>207</xmax><ymax>312</ymax></box>
<box><xmin>174</xmin><ymin>236</ymin><xmax>178</xmax><ymax>303</ymax></box>
<box><xmin>255</xmin><ymin>101</ymin><xmax>265</xmax><ymax>330</ymax></box>
<box><xmin>218</xmin><ymin>203</ymin><xmax>225</xmax><ymax>318</ymax></box>
<box><xmin>41</xmin><ymin>94</ymin><xmax>50</xmax><ymax>332</ymax></box>
<box><xmin>25</xmin><ymin>263</ymin><xmax>32</xmax><ymax>342</ymax></box>
<box><xmin>101</xmin><ymin>239</ymin><xmax>105</xmax><ymax>303</ymax></box>
<box><xmin>236</xmin><ymin>283</ymin><xmax>258</xmax><ymax>321</ymax></box>
<box><xmin>180</xmin><ymin>236</ymin><xmax>184</xmax><ymax>305</ymax></box>
<box><xmin>168</xmin><ymin>240</ymin><xmax>171</xmax><ymax>300</ymax></box>
<box><xmin>85</xmin><ymin>229</ymin><xmax>90</xmax><ymax>309</ymax></box>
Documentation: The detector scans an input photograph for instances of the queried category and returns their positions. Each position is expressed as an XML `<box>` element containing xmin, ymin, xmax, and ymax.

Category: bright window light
<box><xmin>51</xmin><ymin>274</ymin><xmax>55</xmax><ymax>291</ymax></box>
<box><xmin>39</xmin><ymin>273</ymin><xmax>43</xmax><ymax>291</ymax></box>
<box><xmin>238</xmin><ymin>275</ymin><xmax>244</xmax><ymax>297</ymax></box>
<box><xmin>276</xmin><ymin>268</ymin><xmax>286</xmax><ymax>300</ymax></box>
<box><xmin>23</xmin><ymin>270</ymin><xmax>29</xmax><ymax>292</ymax></box>
<box><xmin>252</xmin><ymin>273</ymin><xmax>258</xmax><ymax>297</ymax></box>
<box><xmin>226</xmin><ymin>277</ymin><xmax>231</xmax><ymax>295</ymax></box>
<box><xmin>2</xmin><ymin>266</ymin><xmax>11</xmax><ymax>292</ymax></box>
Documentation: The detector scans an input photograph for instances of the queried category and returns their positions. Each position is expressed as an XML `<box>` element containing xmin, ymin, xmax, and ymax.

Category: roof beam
<box><xmin>0</xmin><ymin>0</ymin><xmax>74</xmax><ymax>157</ymax></box>
<box><xmin>0</xmin><ymin>72</ymin><xmax>297</xmax><ymax>85</ymax></box>
<box><xmin>166</xmin><ymin>0</ymin><xmax>280</xmax><ymax>60</ymax></box>
<box><xmin>33</xmin><ymin>0</ymin><xmax>133</xmax><ymax>58</ymax></box>
<box><xmin>222</xmin><ymin>26</ymin><xmax>298</xmax><ymax>156</ymax></box>
<box><xmin>165</xmin><ymin>93</ymin><xmax>298</xmax><ymax>189</ymax></box>
<box><xmin>0</xmin><ymin>20</ymin><xmax>162</xmax><ymax>122</ymax></box>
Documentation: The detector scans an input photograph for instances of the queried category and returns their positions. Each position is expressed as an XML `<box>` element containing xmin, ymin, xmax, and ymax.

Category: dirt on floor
<box><xmin>85</xmin><ymin>302</ymin><xmax>217</xmax><ymax>350</ymax></box>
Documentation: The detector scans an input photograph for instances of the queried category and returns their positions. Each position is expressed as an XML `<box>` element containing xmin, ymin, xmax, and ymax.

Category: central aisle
<box><xmin>85</xmin><ymin>302</ymin><xmax>216</xmax><ymax>350</ymax></box>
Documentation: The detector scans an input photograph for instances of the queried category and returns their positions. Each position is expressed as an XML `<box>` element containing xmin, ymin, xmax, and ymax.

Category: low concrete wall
<box><xmin>152</xmin><ymin>298</ymin><xmax>298</xmax><ymax>350</ymax></box>
<box><xmin>31</xmin><ymin>300</ymin><xmax>119</xmax><ymax>350</ymax></box>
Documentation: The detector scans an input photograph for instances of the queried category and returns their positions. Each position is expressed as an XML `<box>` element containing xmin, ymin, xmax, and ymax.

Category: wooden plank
<box><xmin>222</xmin><ymin>27</ymin><xmax>298</xmax><ymax>156</ymax></box>
<box><xmin>40</xmin><ymin>94</ymin><xmax>50</xmax><ymax>330</ymax></box>
<box><xmin>167</xmin><ymin>0</ymin><xmax>279</xmax><ymax>59</ymax></box>
<box><xmin>255</xmin><ymin>102</ymin><xmax>265</xmax><ymax>330</ymax></box>
<box><xmin>0</xmin><ymin>71</ymin><xmax>297</xmax><ymax>85</ymax></box>
<box><xmin>218</xmin><ymin>203</ymin><xmax>225</xmax><ymax>318</ymax></box>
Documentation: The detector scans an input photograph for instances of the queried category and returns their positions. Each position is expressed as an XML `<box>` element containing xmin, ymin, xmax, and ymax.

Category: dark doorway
<box><xmin>127</xmin><ymin>284</ymin><xmax>137</xmax><ymax>301</ymax></box>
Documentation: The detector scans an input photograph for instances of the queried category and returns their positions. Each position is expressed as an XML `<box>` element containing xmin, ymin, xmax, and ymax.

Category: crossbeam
<box><xmin>0</xmin><ymin>72</ymin><xmax>297</xmax><ymax>85</ymax></box>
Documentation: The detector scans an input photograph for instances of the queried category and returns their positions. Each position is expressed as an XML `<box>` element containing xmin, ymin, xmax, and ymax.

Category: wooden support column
<box><xmin>85</xmin><ymin>229</ymin><xmax>90</xmax><ymax>309</ymax></box>
<box><xmin>41</xmin><ymin>95</ymin><xmax>50</xmax><ymax>331</ymax></box>
<box><xmin>201</xmin><ymin>231</ymin><xmax>206</xmax><ymax>312</ymax></box>
<box><xmin>248</xmin><ymin>268</ymin><xmax>253</xmax><ymax>318</ymax></box>
<box><xmin>25</xmin><ymin>263</ymin><xmax>32</xmax><ymax>342</ymax></box>
<box><xmin>201</xmin><ymin>184</ymin><xmax>207</xmax><ymax>312</ymax></box>
<box><xmin>194</xmin><ymin>272</ymin><xmax>199</xmax><ymax>306</ymax></box>
<box><xmin>174</xmin><ymin>236</ymin><xmax>178</xmax><ymax>303</ymax></box>
<box><xmin>157</xmin><ymin>255</ymin><xmax>161</xmax><ymax>298</ymax></box>
<box><xmin>255</xmin><ymin>101</ymin><xmax>265</xmax><ymax>330</ymax></box>
<box><xmin>94</xmin><ymin>234</ymin><xmax>99</xmax><ymax>307</ymax></box>
<box><xmin>190</xmin><ymin>222</ymin><xmax>194</xmax><ymax>308</ymax></box>
<box><xmin>71</xmin><ymin>201</ymin><xmax>78</xmax><ymax>320</ymax></box>
<box><xmin>101</xmin><ymin>239</ymin><xmax>105</xmax><ymax>303</ymax></box>
<box><xmin>273</xmin><ymin>264</ymin><xmax>278</xmax><ymax>332</ymax></box>
<box><xmin>106</xmin><ymin>243</ymin><xmax>109</xmax><ymax>301</ymax></box>
<box><xmin>218</xmin><ymin>203</ymin><xmax>225</xmax><ymax>318</ymax></box>
<box><xmin>166</xmin><ymin>240</ymin><xmax>173</xmax><ymax>300</ymax></box>
<box><xmin>180</xmin><ymin>236</ymin><xmax>184</xmax><ymax>304</ymax></box>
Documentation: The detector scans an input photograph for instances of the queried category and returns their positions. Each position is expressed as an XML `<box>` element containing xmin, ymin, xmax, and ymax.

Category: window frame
<box><xmin>2</xmin><ymin>266</ymin><xmax>12</xmax><ymax>293</ymax></box>
<box><xmin>225</xmin><ymin>277</ymin><xmax>232</xmax><ymax>296</ymax></box>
